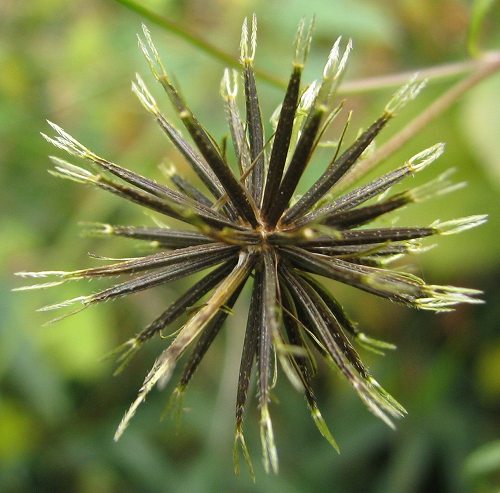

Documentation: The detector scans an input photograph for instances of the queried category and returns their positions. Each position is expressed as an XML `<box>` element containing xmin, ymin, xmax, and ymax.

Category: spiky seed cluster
<box><xmin>17</xmin><ymin>17</ymin><xmax>486</xmax><ymax>476</ymax></box>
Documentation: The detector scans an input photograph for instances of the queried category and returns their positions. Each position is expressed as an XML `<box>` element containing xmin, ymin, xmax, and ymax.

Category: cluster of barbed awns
<box><xmin>16</xmin><ymin>16</ymin><xmax>486</xmax><ymax>476</ymax></box>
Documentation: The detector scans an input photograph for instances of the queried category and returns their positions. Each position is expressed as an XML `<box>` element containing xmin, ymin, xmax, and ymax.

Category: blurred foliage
<box><xmin>1</xmin><ymin>0</ymin><xmax>499</xmax><ymax>492</ymax></box>
<box><xmin>467</xmin><ymin>0</ymin><xmax>496</xmax><ymax>56</ymax></box>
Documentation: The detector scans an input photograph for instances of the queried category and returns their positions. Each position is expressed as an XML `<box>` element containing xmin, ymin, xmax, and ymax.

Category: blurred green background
<box><xmin>1</xmin><ymin>0</ymin><xmax>500</xmax><ymax>492</ymax></box>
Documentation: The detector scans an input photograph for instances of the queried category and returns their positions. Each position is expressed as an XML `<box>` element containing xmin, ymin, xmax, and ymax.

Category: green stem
<box><xmin>467</xmin><ymin>0</ymin><xmax>496</xmax><ymax>58</ymax></box>
<box><xmin>112</xmin><ymin>0</ymin><xmax>286</xmax><ymax>88</ymax></box>
<box><xmin>339</xmin><ymin>52</ymin><xmax>500</xmax><ymax>94</ymax></box>
<box><xmin>337</xmin><ymin>51</ymin><xmax>500</xmax><ymax>190</ymax></box>
<box><xmin>113</xmin><ymin>0</ymin><xmax>499</xmax><ymax>97</ymax></box>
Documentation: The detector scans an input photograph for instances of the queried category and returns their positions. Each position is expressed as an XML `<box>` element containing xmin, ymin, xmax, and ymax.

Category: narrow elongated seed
<box><xmin>323</xmin><ymin>193</ymin><xmax>410</xmax><ymax>228</ymax></box>
<box><xmin>138</xmin><ymin>260</ymin><xmax>237</xmax><ymax>341</ymax></box>
<box><xmin>236</xmin><ymin>269</ymin><xmax>262</xmax><ymax>429</ymax></box>
<box><xmin>87</xmin><ymin>225</ymin><xmax>212</xmax><ymax>247</ymax></box>
<box><xmin>177</xmin><ymin>282</ymin><xmax>245</xmax><ymax>388</ymax></box>
<box><xmin>88</xmin><ymin>250</ymin><xmax>236</xmax><ymax>305</ymax></box>
<box><xmin>282</xmin><ymin>114</ymin><xmax>391</xmax><ymax>224</ymax></box>
<box><xmin>262</xmin><ymin>65</ymin><xmax>302</xmax><ymax>216</ymax></box>
<box><xmin>266</xmin><ymin>107</ymin><xmax>326</xmax><ymax>226</ymax></box>
<box><xmin>243</xmin><ymin>61</ymin><xmax>265</xmax><ymax>205</ymax></box>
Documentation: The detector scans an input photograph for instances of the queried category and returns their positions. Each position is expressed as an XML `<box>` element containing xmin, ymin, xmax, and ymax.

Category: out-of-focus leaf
<box><xmin>265</xmin><ymin>0</ymin><xmax>399</xmax><ymax>45</ymax></box>
<box><xmin>476</xmin><ymin>342</ymin><xmax>500</xmax><ymax>399</ymax></box>
<box><xmin>39</xmin><ymin>297</ymin><xmax>114</xmax><ymax>381</ymax></box>
<box><xmin>461</xmin><ymin>75</ymin><xmax>500</xmax><ymax>189</ymax></box>
<box><xmin>110</xmin><ymin>430</ymin><xmax>181</xmax><ymax>491</ymax></box>
<box><xmin>0</xmin><ymin>400</ymin><xmax>40</xmax><ymax>461</ymax></box>
<box><xmin>463</xmin><ymin>440</ymin><xmax>500</xmax><ymax>478</ymax></box>
<box><xmin>8</xmin><ymin>330</ymin><xmax>72</xmax><ymax>423</ymax></box>
<box><xmin>375</xmin><ymin>434</ymin><xmax>429</xmax><ymax>493</ymax></box>
<box><xmin>467</xmin><ymin>0</ymin><xmax>496</xmax><ymax>56</ymax></box>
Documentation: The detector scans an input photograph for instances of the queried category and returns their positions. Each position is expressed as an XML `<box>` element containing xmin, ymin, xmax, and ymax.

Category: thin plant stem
<box><xmin>113</xmin><ymin>0</ymin><xmax>499</xmax><ymax>96</ymax></box>
<box><xmin>339</xmin><ymin>51</ymin><xmax>500</xmax><ymax>94</ymax></box>
<box><xmin>338</xmin><ymin>51</ymin><xmax>500</xmax><ymax>190</ymax></box>
<box><xmin>113</xmin><ymin>0</ymin><xmax>286</xmax><ymax>88</ymax></box>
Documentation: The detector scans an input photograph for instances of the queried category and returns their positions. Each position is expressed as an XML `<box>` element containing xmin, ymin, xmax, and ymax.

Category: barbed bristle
<box><xmin>432</xmin><ymin>215</ymin><xmax>488</xmax><ymax>235</ymax></box>
<box><xmin>385</xmin><ymin>74</ymin><xmax>427</xmax><ymax>114</ymax></box>
<box><xmin>407</xmin><ymin>142</ymin><xmax>445</xmax><ymax>172</ymax></box>
<box><xmin>239</xmin><ymin>16</ymin><xmax>257</xmax><ymax>64</ymax></box>
<box><xmin>221</xmin><ymin>68</ymin><xmax>238</xmax><ymax>99</ymax></box>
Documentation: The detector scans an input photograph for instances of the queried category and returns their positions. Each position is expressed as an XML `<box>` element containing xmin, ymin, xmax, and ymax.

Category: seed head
<box><xmin>17</xmin><ymin>17</ymin><xmax>486</xmax><ymax>477</ymax></box>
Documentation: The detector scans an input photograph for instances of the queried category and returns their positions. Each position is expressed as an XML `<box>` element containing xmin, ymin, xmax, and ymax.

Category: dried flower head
<box><xmin>17</xmin><ymin>16</ymin><xmax>486</xmax><ymax>476</ymax></box>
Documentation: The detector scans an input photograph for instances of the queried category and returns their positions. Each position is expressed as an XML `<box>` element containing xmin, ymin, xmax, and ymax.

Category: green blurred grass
<box><xmin>1</xmin><ymin>0</ymin><xmax>499</xmax><ymax>492</ymax></box>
